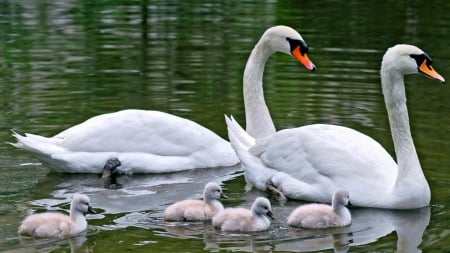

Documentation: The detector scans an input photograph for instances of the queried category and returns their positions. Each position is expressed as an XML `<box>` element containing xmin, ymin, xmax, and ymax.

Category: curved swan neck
<box><xmin>70</xmin><ymin>207</ymin><xmax>87</xmax><ymax>233</ymax></box>
<box><xmin>243</xmin><ymin>42</ymin><xmax>276</xmax><ymax>139</ymax></box>
<box><xmin>380</xmin><ymin>69</ymin><xmax>426</xmax><ymax>184</ymax></box>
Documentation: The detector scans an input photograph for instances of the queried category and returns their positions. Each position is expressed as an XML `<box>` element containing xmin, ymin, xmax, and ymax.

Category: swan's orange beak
<box><xmin>419</xmin><ymin>61</ymin><xmax>445</xmax><ymax>84</ymax></box>
<box><xmin>292</xmin><ymin>46</ymin><xmax>316</xmax><ymax>71</ymax></box>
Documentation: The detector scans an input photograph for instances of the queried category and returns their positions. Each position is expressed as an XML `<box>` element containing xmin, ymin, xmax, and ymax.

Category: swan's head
<box><xmin>333</xmin><ymin>190</ymin><xmax>350</xmax><ymax>207</ymax></box>
<box><xmin>252</xmin><ymin>197</ymin><xmax>274</xmax><ymax>219</ymax></box>
<box><xmin>204</xmin><ymin>182</ymin><xmax>228</xmax><ymax>201</ymax></box>
<box><xmin>72</xmin><ymin>194</ymin><xmax>96</xmax><ymax>214</ymax></box>
<box><xmin>382</xmin><ymin>44</ymin><xmax>445</xmax><ymax>84</ymax></box>
<box><xmin>260</xmin><ymin>25</ymin><xmax>316</xmax><ymax>71</ymax></box>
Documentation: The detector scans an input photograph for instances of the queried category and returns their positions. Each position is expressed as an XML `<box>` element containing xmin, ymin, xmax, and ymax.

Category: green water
<box><xmin>1</xmin><ymin>0</ymin><xmax>450</xmax><ymax>252</ymax></box>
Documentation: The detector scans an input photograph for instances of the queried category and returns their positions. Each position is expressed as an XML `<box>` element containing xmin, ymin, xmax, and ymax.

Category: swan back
<box><xmin>163</xmin><ymin>182</ymin><xmax>227</xmax><ymax>221</ymax></box>
<box><xmin>18</xmin><ymin>194</ymin><xmax>95</xmax><ymax>238</ymax></box>
<box><xmin>287</xmin><ymin>190</ymin><xmax>351</xmax><ymax>229</ymax></box>
<box><xmin>212</xmin><ymin>197</ymin><xmax>273</xmax><ymax>232</ymax></box>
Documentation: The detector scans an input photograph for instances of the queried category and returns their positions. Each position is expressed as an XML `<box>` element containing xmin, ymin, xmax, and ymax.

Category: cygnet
<box><xmin>287</xmin><ymin>190</ymin><xmax>351</xmax><ymax>228</ymax></box>
<box><xmin>18</xmin><ymin>194</ymin><xmax>96</xmax><ymax>238</ymax></box>
<box><xmin>212</xmin><ymin>197</ymin><xmax>274</xmax><ymax>232</ymax></box>
<box><xmin>164</xmin><ymin>182</ymin><xmax>228</xmax><ymax>221</ymax></box>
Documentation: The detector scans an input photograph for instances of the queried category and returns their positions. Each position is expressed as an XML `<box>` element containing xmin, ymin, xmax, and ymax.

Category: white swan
<box><xmin>212</xmin><ymin>197</ymin><xmax>274</xmax><ymax>232</ymax></box>
<box><xmin>10</xmin><ymin>25</ymin><xmax>314</xmax><ymax>175</ymax></box>
<box><xmin>11</xmin><ymin>109</ymin><xmax>238</xmax><ymax>174</ymax></box>
<box><xmin>226</xmin><ymin>44</ymin><xmax>445</xmax><ymax>209</ymax></box>
<box><xmin>287</xmin><ymin>190</ymin><xmax>351</xmax><ymax>228</ymax></box>
<box><xmin>18</xmin><ymin>194</ymin><xmax>96</xmax><ymax>238</ymax></box>
<box><xmin>242</xmin><ymin>25</ymin><xmax>315</xmax><ymax>139</ymax></box>
<box><xmin>163</xmin><ymin>182</ymin><xmax>227</xmax><ymax>221</ymax></box>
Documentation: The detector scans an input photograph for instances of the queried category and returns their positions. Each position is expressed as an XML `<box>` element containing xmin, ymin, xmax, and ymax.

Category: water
<box><xmin>1</xmin><ymin>0</ymin><xmax>450</xmax><ymax>252</ymax></box>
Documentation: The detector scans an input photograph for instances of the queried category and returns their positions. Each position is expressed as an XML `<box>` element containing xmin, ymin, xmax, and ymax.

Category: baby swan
<box><xmin>163</xmin><ymin>182</ymin><xmax>228</xmax><ymax>221</ymax></box>
<box><xmin>287</xmin><ymin>190</ymin><xmax>351</xmax><ymax>229</ymax></box>
<box><xmin>212</xmin><ymin>197</ymin><xmax>274</xmax><ymax>232</ymax></box>
<box><xmin>18</xmin><ymin>194</ymin><xmax>96</xmax><ymax>238</ymax></box>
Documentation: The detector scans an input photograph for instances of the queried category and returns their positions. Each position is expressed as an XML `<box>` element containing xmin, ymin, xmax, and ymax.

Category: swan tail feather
<box><xmin>225</xmin><ymin>115</ymin><xmax>276</xmax><ymax>190</ymax></box>
<box><xmin>225</xmin><ymin>115</ymin><xmax>255</xmax><ymax>150</ymax></box>
<box><xmin>10</xmin><ymin>131</ymin><xmax>66</xmax><ymax>156</ymax></box>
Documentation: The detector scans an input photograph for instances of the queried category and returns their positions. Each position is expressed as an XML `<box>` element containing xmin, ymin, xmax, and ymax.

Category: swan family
<box><xmin>18</xmin><ymin>183</ymin><xmax>344</xmax><ymax>239</ymax></box>
<box><xmin>16</xmin><ymin>24</ymin><xmax>446</xmax><ymax>239</ymax></box>
<box><xmin>226</xmin><ymin>43</ymin><xmax>444</xmax><ymax>209</ymax></box>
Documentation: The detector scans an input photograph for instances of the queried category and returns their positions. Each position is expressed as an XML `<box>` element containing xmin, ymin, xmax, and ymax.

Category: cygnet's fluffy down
<box><xmin>163</xmin><ymin>182</ymin><xmax>228</xmax><ymax>221</ymax></box>
<box><xmin>18</xmin><ymin>194</ymin><xmax>96</xmax><ymax>238</ymax></box>
<box><xmin>212</xmin><ymin>197</ymin><xmax>274</xmax><ymax>232</ymax></box>
<box><xmin>287</xmin><ymin>190</ymin><xmax>351</xmax><ymax>228</ymax></box>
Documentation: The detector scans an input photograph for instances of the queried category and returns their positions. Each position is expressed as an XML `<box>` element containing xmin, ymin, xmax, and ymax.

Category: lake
<box><xmin>1</xmin><ymin>0</ymin><xmax>450</xmax><ymax>252</ymax></box>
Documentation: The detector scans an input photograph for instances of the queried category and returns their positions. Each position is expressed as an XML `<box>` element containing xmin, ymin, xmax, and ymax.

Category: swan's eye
<box><xmin>410</xmin><ymin>53</ymin><xmax>433</xmax><ymax>70</ymax></box>
<box><xmin>286</xmin><ymin>38</ymin><xmax>308</xmax><ymax>55</ymax></box>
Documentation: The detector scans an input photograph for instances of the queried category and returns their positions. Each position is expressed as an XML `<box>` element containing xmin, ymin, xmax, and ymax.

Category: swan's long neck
<box><xmin>243</xmin><ymin>42</ymin><xmax>276</xmax><ymax>139</ymax></box>
<box><xmin>380</xmin><ymin>68</ymin><xmax>429</xmax><ymax>193</ymax></box>
<box><xmin>70</xmin><ymin>205</ymin><xmax>88</xmax><ymax>233</ymax></box>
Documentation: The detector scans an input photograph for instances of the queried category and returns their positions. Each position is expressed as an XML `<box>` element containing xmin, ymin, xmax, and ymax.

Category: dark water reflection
<box><xmin>1</xmin><ymin>0</ymin><xmax>450</xmax><ymax>252</ymax></box>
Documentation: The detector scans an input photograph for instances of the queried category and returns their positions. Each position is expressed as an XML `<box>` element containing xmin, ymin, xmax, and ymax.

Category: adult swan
<box><xmin>11</xmin><ymin>25</ymin><xmax>315</xmax><ymax>175</ymax></box>
<box><xmin>226</xmin><ymin>44</ymin><xmax>445</xmax><ymax>209</ymax></box>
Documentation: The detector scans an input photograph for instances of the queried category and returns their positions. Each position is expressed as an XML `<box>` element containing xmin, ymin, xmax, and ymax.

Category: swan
<box><xmin>10</xmin><ymin>110</ymin><xmax>238</xmax><ymax>174</ymax></box>
<box><xmin>212</xmin><ymin>196</ymin><xmax>274</xmax><ymax>232</ymax></box>
<box><xmin>287</xmin><ymin>190</ymin><xmax>351</xmax><ymax>228</ymax></box>
<box><xmin>242</xmin><ymin>25</ymin><xmax>315</xmax><ymax>139</ymax></box>
<box><xmin>18</xmin><ymin>194</ymin><xmax>96</xmax><ymax>238</ymax></box>
<box><xmin>226</xmin><ymin>44</ymin><xmax>445</xmax><ymax>209</ymax></box>
<box><xmin>10</xmin><ymin>25</ymin><xmax>314</xmax><ymax>175</ymax></box>
<box><xmin>163</xmin><ymin>182</ymin><xmax>228</xmax><ymax>221</ymax></box>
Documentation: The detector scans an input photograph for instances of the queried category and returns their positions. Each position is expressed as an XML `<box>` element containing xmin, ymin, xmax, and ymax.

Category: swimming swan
<box><xmin>226</xmin><ymin>44</ymin><xmax>445</xmax><ymax>209</ymax></box>
<box><xmin>10</xmin><ymin>25</ymin><xmax>314</xmax><ymax>175</ymax></box>
<box><xmin>212</xmin><ymin>197</ymin><xmax>274</xmax><ymax>232</ymax></box>
<box><xmin>10</xmin><ymin>110</ymin><xmax>238</xmax><ymax>174</ymax></box>
<box><xmin>18</xmin><ymin>194</ymin><xmax>96</xmax><ymax>238</ymax></box>
<box><xmin>242</xmin><ymin>25</ymin><xmax>315</xmax><ymax>139</ymax></box>
<box><xmin>163</xmin><ymin>182</ymin><xmax>228</xmax><ymax>221</ymax></box>
<box><xmin>287</xmin><ymin>190</ymin><xmax>351</xmax><ymax>228</ymax></box>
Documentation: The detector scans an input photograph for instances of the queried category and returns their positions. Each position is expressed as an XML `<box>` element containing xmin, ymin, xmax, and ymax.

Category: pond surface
<box><xmin>1</xmin><ymin>0</ymin><xmax>450</xmax><ymax>252</ymax></box>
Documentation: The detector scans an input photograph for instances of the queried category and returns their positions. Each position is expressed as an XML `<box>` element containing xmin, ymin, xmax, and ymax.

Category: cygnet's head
<box><xmin>259</xmin><ymin>25</ymin><xmax>315</xmax><ymax>71</ymax></box>
<box><xmin>203</xmin><ymin>182</ymin><xmax>228</xmax><ymax>201</ymax></box>
<box><xmin>72</xmin><ymin>194</ymin><xmax>96</xmax><ymax>214</ymax></box>
<box><xmin>332</xmin><ymin>190</ymin><xmax>350</xmax><ymax>208</ymax></box>
<box><xmin>251</xmin><ymin>197</ymin><xmax>274</xmax><ymax>219</ymax></box>
<box><xmin>382</xmin><ymin>44</ymin><xmax>445</xmax><ymax>83</ymax></box>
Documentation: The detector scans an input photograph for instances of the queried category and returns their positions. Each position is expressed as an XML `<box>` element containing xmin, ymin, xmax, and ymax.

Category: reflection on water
<box><xmin>8</xmin><ymin>235</ymin><xmax>91</xmax><ymax>253</ymax></box>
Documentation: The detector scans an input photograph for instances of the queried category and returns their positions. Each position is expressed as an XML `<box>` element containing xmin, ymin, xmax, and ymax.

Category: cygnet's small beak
<box><xmin>347</xmin><ymin>201</ymin><xmax>353</xmax><ymax>207</ymax></box>
<box><xmin>88</xmin><ymin>205</ymin><xmax>96</xmax><ymax>214</ymax></box>
<box><xmin>221</xmin><ymin>192</ymin><xmax>229</xmax><ymax>199</ymax></box>
<box><xmin>267</xmin><ymin>210</ymin><xmax>275</xmax><ymax>220</ymax></box>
